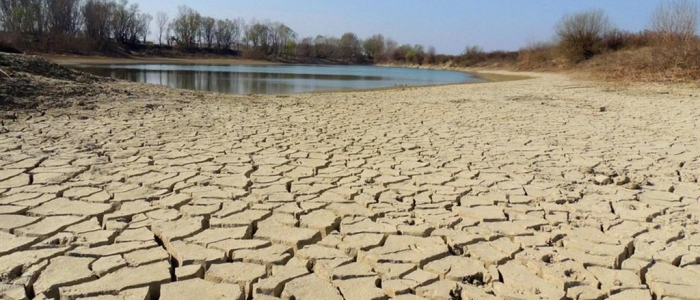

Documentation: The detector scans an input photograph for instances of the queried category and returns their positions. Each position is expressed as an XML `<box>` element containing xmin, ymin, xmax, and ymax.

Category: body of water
<box><xmin>71</xmin><ymin>64</ymin><xmax>482</xmax><ymax>94</ymax></box>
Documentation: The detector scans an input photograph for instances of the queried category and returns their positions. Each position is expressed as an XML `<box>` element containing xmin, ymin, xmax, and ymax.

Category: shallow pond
<box><xmin>71</xmin><ymin>64</ymin><xmax>482</xmax><ymax>95</ymax></box>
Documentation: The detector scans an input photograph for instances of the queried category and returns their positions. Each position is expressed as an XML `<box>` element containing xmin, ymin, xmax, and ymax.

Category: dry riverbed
<box><xmin>1</xmin><ymin>54</ymin><xmax>699</xmax><ymax>300</ymax></box>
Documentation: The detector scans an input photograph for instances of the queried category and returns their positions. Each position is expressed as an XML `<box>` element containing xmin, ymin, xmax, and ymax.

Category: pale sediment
<box><xmin>1</xmin><ymin>66</ymin><xmax>699</xmax><ymax>300</ymax></box>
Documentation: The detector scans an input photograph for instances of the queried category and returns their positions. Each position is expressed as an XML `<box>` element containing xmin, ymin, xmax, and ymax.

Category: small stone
<box><xmin>594</xmin><ymin>175</ymin><xmax>612</xmax><ymax>185</ymax></box>
<box><xmin>614</xmin><ymin>175</ymin><xmax>630</xmax><ymax>186</ymax></box>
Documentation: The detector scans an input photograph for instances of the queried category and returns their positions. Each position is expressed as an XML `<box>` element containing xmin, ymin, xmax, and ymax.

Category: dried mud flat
<box><xmin>1</xmin><ymin>55</ymin><xmax>700</xmax><ymax>300</ymax></box>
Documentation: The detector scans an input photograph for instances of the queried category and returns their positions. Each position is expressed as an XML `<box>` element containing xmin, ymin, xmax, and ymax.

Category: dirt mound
<box><xmin>0</xmin><ymin>53</ymin><xmax>118</xmax><ymax>110</ymax></box>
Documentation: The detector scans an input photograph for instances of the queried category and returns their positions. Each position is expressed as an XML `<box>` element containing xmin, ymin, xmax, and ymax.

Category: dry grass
<box><xmin>517</xmin><ymin>42</ymin><xmax>561</xmax><ymax>70</ymax></box>
<box><xmin>583</xmin><ymin>42</ymin><xmax>700</xmax><ymax>83</ymax></box>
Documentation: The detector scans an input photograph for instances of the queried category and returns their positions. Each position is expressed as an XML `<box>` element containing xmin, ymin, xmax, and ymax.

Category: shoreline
<box><xmin>43</xmin><ymin>54</ymin><xmax>533</xmax><ymax>83</ymax></box>
<box><xmin>376</xmin><ymin>62</ymin><xmax>535</xmax><ymax>82</ymax></box>
<box><xmin>41</xmin><ymin>54</ymin><xmax>533</xmax><ymax>96</ymax></box>
<box><xmin>43</xmin><ymin>54</ymin><xmax>279</xmax><ymax>66</ymax></box>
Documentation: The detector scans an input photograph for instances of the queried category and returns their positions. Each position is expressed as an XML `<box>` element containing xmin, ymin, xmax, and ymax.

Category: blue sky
<box><xmin>133</xmin><ymin>0</ymin><xmax>693</xmax><ymax>54</ymax></box>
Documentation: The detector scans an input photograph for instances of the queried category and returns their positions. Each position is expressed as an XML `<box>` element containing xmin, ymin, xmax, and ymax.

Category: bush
<box><xmin>601</xmin><ymin>29</ymin><xmax>630</xmax><ymax>51</ymax></box>
<box><xmin>518</xmin><ymin>41</ymin><xmax>557</xmax><ymax>69</ymax></box>
<box><xmin>555</xmin><ymin>9</ymin><xmax>611</xmax><ymax>63</ymax></box>
<box><xmin>650</xmin><ymin>0</ymin><xmax>699</xmax><ymax>45</ymax></box>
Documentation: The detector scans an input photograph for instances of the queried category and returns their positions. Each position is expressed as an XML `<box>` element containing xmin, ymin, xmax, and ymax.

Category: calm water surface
<box><xmin>72</xmin><ymin>64</ymin><xmax>482</xmax><ymax>94</ymax></box>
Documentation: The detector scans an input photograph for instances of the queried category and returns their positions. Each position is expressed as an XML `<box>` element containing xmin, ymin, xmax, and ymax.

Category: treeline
<box><xmin>0</xmin><ymin>0</ymin><xmax>442</xmax><ymax>64</ymax></box>
<box><xmin>294</xmin><ymin>34</ymin><xmax>439</xmax><ymax>63</ymax></box>
<box><xmin>0</xmin><ymin>0</ymin><xmax>152</xmax><ymax>51</ymax></box>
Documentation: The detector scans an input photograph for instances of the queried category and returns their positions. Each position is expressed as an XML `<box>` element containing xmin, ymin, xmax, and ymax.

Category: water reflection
<box><xmin>73</xmin><ymin>64</ymin><xmax>481</xmax><ymax>95</ymax></box>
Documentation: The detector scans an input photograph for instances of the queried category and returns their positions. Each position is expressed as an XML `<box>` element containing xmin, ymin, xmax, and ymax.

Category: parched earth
<box><xmin>1</xmin><ymin>66</ymin><xmax>699</xmax><ymax>300</ymax></box>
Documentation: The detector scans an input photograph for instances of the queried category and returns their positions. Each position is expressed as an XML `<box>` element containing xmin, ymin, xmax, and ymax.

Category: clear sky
<box><xmin>133</xmin><ymin>0</ymin><xmax>695</xmax><ymax>55</ymax></box>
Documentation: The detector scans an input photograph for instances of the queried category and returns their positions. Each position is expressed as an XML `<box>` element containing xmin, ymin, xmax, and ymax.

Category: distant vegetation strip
<box><xmin>0</xmin><ymin>0</ymin><xmax>698</xmax><ymax>82</ymax></box>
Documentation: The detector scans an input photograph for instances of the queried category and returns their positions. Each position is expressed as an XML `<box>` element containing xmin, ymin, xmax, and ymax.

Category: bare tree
<box><xmin>269</xmin><ymin>22</ymin><xmax>295</xmax><ymax>56</ymax></box>
<box><xmin>363</xmin><ymin>34</ymin><xmax>385</xmax><ymax>62</ymax></box>
<box><xmin>111</xmin><ymin>0</ymin><xmax>139</xmax><ymax>43</ymax></box>
<box><xmin>215</xmin><ymin>18</ymin><xmax>237</xmax><ymax>50</ymax></box>
<box><xmin>245</xmin><ymin>19</ymin><xmax>270</xmax><ymax>54</ymax></box>
<box><xmin>555</xmin><ymin>9</ymin><xmax>612</xmax><ymax>62</ymax></box>
<box><xmin>137</xmin><ymin>13</ymin><xmax>152</xmax><ymax>44</ymax></box>
<box><xmin>651</xmin><ymin>0</ymin><xmax>699</xmax><ymax>44</ymax></box>
<box><xmin>313</xmin><ymin>35</ymin><xmax>331</xmax><ymax>58</ymax></box>
<box><xmin>339</xmin><ymin>32</ymin><xmax>361</xmax><ymax>61</ymax></box>
<box><xmin>170</xmin><ymin>5</ymin><xmax>200</xmax><ymax>48</ymax></box>
<box><xmin>0</xmin><ymin>0</ymin><xmax>46</xmax><ymax>36</ymax></box>
<box><xmin>385</xmin><ymin>38</ymin><xmax>397</xmax><ymax>61</ymax></box>
<box><xmin>201</xmin><ymin>16</ymin><xmax>216</xmax><ymax>48</ymax></box>
<box><xmin>427</xmin><ymin>46</ymin><xmax>437</xmax><ymax>64</ymax></box>
<box><xmin>297</xmin><ymin>36</ymin><xmax>314</xmax><ymax>58</ymax></box>
<box><xmin>410</xmin><ymin>44</ymin><xmax>425</xmax><ymax>64</ymax></box>
<box><xmin>166</xmin><ymin>23</ymin><xmax>172</xmax><ymax>45</ymax></box>
<box><xmin>156</xmin><ymin>11</ymin><xmax>168</xmax><ymax>45</ymax></box>
<box><xmin>393</xmin><ymin>44</ymin><xmax>412</xmax><ymax>61</ymax></box>
<box><xmin>47</xmin><ymin>0</ymin><xmax>82</xmax><ymax>34</ymax></box>
<box><xmin>81</xmin><ymin>0</ymin><xmax>113</xmax><ymax>46</ymax></box>
<box><xmin>231</xmin><ymin>17</ymin><xmax>244</xmax><ymax>50</ymax></box>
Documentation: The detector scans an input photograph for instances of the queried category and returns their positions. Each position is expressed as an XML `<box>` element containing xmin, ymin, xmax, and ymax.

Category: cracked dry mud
<box><xmin>1</xmin><ymin>72</ymin><xmax>699</xmax><ymax>300</ymax></box>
